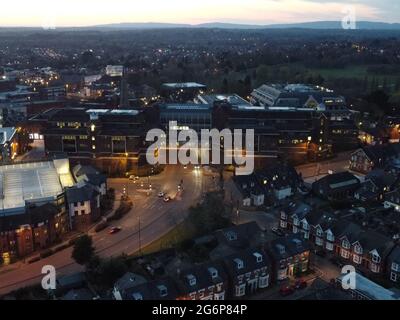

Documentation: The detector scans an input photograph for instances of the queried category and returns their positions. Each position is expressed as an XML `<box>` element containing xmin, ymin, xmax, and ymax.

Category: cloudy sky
<box><xmin>0</xmin><ymin>0</ymin><xmax>398</xmax><ymax>27</ymax></box>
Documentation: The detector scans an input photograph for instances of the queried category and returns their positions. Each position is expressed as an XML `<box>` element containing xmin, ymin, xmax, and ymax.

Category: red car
<box><xmin>109</xmin><ymin>227</ymin><xmax>122</xmax><ymax>234</ymax></box>
<box><xmin>295</xmin><ymin>279</ymin><xmax>308</xmax><ymax>290</ymax></box>
<box><xmin>279</xmin><ymin>285</ymin><xmax>295</xmax><ymax>297</ymax></box>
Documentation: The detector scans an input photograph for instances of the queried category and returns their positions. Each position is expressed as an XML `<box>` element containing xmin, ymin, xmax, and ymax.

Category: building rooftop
<box><xmin>0</xmin><ymin>127</ymin><xmax>17</xmax><ymax>145</ymax></box>
<box><xmin>0</xmin><ymin>159</ymin><xmax>74</xmax><ymax>213</ymax></box>
<box><xmin>162</xmin><ymin>82</ymin><xmax>206</xmax><ymax>89</ymax></box>
<box><xmin>161</xmin><ymin>103</ymin><xmax>211</xmax><ymax>111</ymax></box>
<box><xmin>336</xmin><ymin>272</ymin><xmax>400</xmax><ymax>300</ymax></box>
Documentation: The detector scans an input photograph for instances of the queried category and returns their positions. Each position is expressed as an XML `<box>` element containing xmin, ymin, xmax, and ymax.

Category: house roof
<box><xmin>214</xmin><ymin>222</ymin><xmax>264</xmax><ymax>253</ymax></box>
<box><xmin>123</xmin><ymin>277</ymin><xmax>179</xmax><ymax>300</ymax></box>
<box><xmin>331</xmin><ymin>221</ymin><xmax>363</xmax><ymax>243</ymax></box>
<box><xmin>285</xmin><ymin>201</ymin><xmax>312</xmax><ymax>220</ymax></box>
<box><xmin>62</xmin><ymin>288</ymin><xmax>94</xmax><ymax>300</ymax></box>
<box><xmin>65</xmin><ymin>183</ymin><xmax>99</xmax><ymax>204</ymax></box>
<box><xmin>114</xmin><ymin>272</ymin><xmax>147</xmax><ymax>292</ymax></box>
<box><xmin>223</xmin><ymin>247</ymin><xmax>270</xmax><ymax>277</ymax></box>
<box><xmin>305</xmin><ymin>211</ymin><xmax>337</xmax><ymax>230</ymax></box>
<box><xmin>73</xmin><ymin>164</ymin><xmax>107</xmax><ymax>187</ymax></box>
<box><xmin>176</xmin><ymin>261</ymin><xmax>227</xmax><ymax>295</ymax></box>
<box><xmin>362</xmin><ymin>143</ymin><xmax>400</xmax><ymax>163</ymax></box>
<box><xmin>269</xmin><ymin>234</ymin><xmax>310</xmax><ymax>260</ymax></box>
<box><xmin>388</xmin><ymin>245</ymin><xmax>400</xmax><ymax>264</ymax></box>
<box><xmin>365</xmin><ymin>169</ymin><xmax>397</xmax><ymax>190</ymax></box>
<box><xmin>313</xmin><ymin>171</ymin><xmax>360</xmax><ymax>192</ymax></box>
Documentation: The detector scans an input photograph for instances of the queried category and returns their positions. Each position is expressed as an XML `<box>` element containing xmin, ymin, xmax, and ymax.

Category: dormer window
<box><xmin>392</xmin><ymin>263</ymin><xmax>399</xmax><ymax>272</ymax></box>
<box><xmin>326</xmin><ymin>230</ymin><xmax>334</xmax><ymax>242</ymax></box>
<box><xmin>277</xmin><ymin>244</ymin><xmax>286</xmax><ymax>255</ymax></box>
<box><xmin>354</xmin><ymin>244</ymin><xmax>363</xmax><ymax>255</ymax></box>
<box><xmin>302</xmin><ymin>220</ymin><xmax>309</xmax><ymax>231</ymax></box>
<box><xmin>234</xmin><ymin>258</ymin><xmax>244</xmax><ymax>270</ymax></box>
<box><xmin>293</xmin><ymin>216</ymin><xmax>299</xmax><ymax>226</ymax></box>
<box><xmin>208</xmin><ymin>267</ymin><xmax>218</xmax><ymax>279</ymax></box>
<box><xmin>157</xmin><ymin>285</ymin><xmax>168</xmax><ymax>297</ymax></box>
<box><xmin>316</xmin><ymin>227</ymin><xmax>323</xmax><ymax>237</ymax></box>
<box><xmin>342</xmin><ymin>240</ymin><xmax>350</xmax><ymax>249</ymax></box>
<box><xmin>225</xmin><ymin>231</ymin><xmax>237</xmax><ymax>241</ymax></box>
<box><xmin>253</xmin><ymin>252</ymin><xmax>263</xmax><ymax>263</ymax></box>
<box><xmin>187</xmin><ymin>274</ymin><xmax>197</xmax><ymax>286</ymax></box>
<box><xmin>372</xmin><ymin>253</ymin><xmax>381</xmax><ymax>263</ymax></box>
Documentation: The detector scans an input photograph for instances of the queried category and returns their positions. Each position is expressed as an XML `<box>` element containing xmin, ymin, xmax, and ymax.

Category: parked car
<box><xmin>163</xmin><ymin>196</ymin><xmax>172</xmax><ymax>203</ymax></box>
<box><xmin>109</xmin><ymin>227</ymin><xmax>122</xmax><ymax>234</ymax></box>
<box><xmin>158</xmin><ymin>191</ymin><xmax>165</xmax><ymax>198</ymax></box>
<box><xmin>279</xmin><ymin>285</ymin><xmax>295</xmax><ymax>297</ymax></box>
<box><xmin>129</xmin><ymin>175</ymin><xmax>139</xmax><ymax>181</ymax></box>
<box><xmin>294</xmin><ymin>279</ymin><xmax>307</xmax><ymax>290</ymax></box>
<box><xmin>271</xmin><ymin>227</ymin><xmax>285</xmax><ymax>237</ymax></box>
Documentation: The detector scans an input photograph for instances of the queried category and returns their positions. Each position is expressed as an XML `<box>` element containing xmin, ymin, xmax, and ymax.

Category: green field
<box><xmin>135</xmin><ymin>220</ymin><xmax>195</xmax><ymax>256</ymax></box>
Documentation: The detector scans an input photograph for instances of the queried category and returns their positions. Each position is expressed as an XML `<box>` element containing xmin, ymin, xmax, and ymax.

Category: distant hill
<box><xmin>1</xmin><ymin>21</ymin><xmax>400</xmax><ymax>31</ymax></box>
<box><xmin>88</xmin><ymin>21</ymin><xmax>400</xmax><ymax>30</ymax></box>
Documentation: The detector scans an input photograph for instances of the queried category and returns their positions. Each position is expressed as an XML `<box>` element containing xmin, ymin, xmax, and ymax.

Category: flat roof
<box><xmin>86</xmin><ymin>109</ymin><xmax>139</xmax><ymax>116</ymax></box>
<box><xmin>0</xmin><ymin>160</ymin><xmax>74</xmax><ymax>213</ymax></box>
<box><xmin>162</xmin><ymin>82</ymin><xmax>206</xmax><ymax>89</ymax></box>
<box><xmin>0</xmin><ymin>127</ymin><xmax>17</xmax><ymax>145</ymax></box>
<box><xmin>337</xmin><ymin>273</ymin><xmax>400</xmax><ymax>300</ymax></box>
<box><xmin>161</xmin><ymin>103</ymin><xmax>211</xmax><ymax>111</ymax></box>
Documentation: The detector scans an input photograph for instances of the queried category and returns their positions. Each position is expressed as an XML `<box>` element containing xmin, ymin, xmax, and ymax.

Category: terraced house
<box><xmin>269</xmin><ymin>234</ymin><xmax>310</xmax><ymax>281</ymax></box>
<box><xmin>280</xmin><ymin>208</ymin><xmax>396</xmax><ymax>278</ymax></box>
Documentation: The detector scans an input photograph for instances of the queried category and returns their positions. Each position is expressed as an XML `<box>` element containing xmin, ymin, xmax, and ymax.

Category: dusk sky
<box><xmin>0</xmin><ymin>0</ymin><xmax>399</xmax><ymax>27</ymax></box>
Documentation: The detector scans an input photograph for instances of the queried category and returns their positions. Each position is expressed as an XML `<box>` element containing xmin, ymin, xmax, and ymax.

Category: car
<box><xmin>279</xmin><ymin>285</ymin><xmax>295</xmax><ymax>297</ymax></box>
<box><xmin>271</xmin><ymin>227</ymin><xmax>285</xmax><ymax>237</ymax></box>
<box><xmin>129</xmin><ymin>175</ymin><xmax>139</xmax><ymax>181</ymax></box>
<box><xmin>158</xmin><ymin>191</ymin><xmax>165</xmax><ymax>198</ymax></box>
<box><xmin>194</xmin><ymin>165</ymin><xmax>200</xmax><ymax>170</ymax></box>
<box><xmin>163</xmin><ymin>196</ymin><xmax>171</xmax><ymax>202</ymax></box>
<box><xmin>109</xmin><ymin>227</ymin><xmax>122</xmax><ymax>234</ymax></box>
<box><xmin>294</xmin><ymin>279</ymin><xmax>307</xmax><ymax>290</ymax></box>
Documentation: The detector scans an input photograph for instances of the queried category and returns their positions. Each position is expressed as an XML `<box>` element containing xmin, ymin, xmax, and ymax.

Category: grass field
<box><xmin>136</xmin><ymin>220</ymin><xmax>196</xmax><ymax>256</ymax></box>
<box><xmin>309</xmin><ymin>66</ymin><xmax>399</xmax><ymax>86</ymax></box>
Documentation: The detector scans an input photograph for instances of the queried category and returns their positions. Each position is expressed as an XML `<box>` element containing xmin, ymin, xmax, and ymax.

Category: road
<box><xmin>16</xmin><ymin>139</ymin><xmax>45</xmax><ymax>161</ymax></box>
<box><xmin>0</xmin><ymin>165</ymin><xmax>207</xmax><ymax>296</ymax></box>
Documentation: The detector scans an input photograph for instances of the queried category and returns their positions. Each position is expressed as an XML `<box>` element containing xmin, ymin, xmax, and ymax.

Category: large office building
<box><xmin>161</xmin><ymin>82</ymin><xmax>206</xmax><ymax>102</ymax></box>
<box><xmin>33</xmin><ymin>107</ymin><xmax>150</xmax><ymax>175</ymax></box>
<box><xmin>0</xmin><ymin>159</ymin><xmax>73</xmax><ymax>260</ymax></box>
<box><xmin>0</xmin><ymin>158</ymin><xmax>106</xmax><ymax>261</ymax></box>
<box><xmin>250</xmin><ymin>83</ymin><xmax>352</xmax><ymax>121</ymax></box>
<box><xmin>159</xmin><ymin>103</ymin><xmax>212</xmax><ymax>133</ymax></box>
<box><xmin>196</xmin><ymin>93</ymin><xmax>331</xmax><ymax>166</ymax></box>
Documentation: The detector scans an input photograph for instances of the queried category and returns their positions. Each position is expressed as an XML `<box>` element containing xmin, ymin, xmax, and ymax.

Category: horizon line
<box><xmin>0</xmin><ymin>19</ymin><xmax>399</xmax><ymax>29</ymax></box>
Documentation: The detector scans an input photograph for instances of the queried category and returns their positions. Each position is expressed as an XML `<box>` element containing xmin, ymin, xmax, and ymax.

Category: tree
<box><xmin>188</xmin><ymin>193</ymin><xmax>230</xmax><ymax>236</ymax></box>
<box><xmin>71</xmin><ymin>235</ymin><xmax>95</xmax><ymax>266</ymax></box>
<box><xmin>366</xmin><ymin>90</ymin><xmax>390</xmax><ymax>115</ymax></box>
<box><xmin>88</xmin><ymin>256</ymin><xmax>128</xmax><ymax>288</ymax></box>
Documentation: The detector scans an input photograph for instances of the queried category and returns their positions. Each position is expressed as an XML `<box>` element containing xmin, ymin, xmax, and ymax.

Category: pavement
<box><xmin>0</xmin><ymin>165</ymin><xmax>209</xmax><ymax>296</ymax></box>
